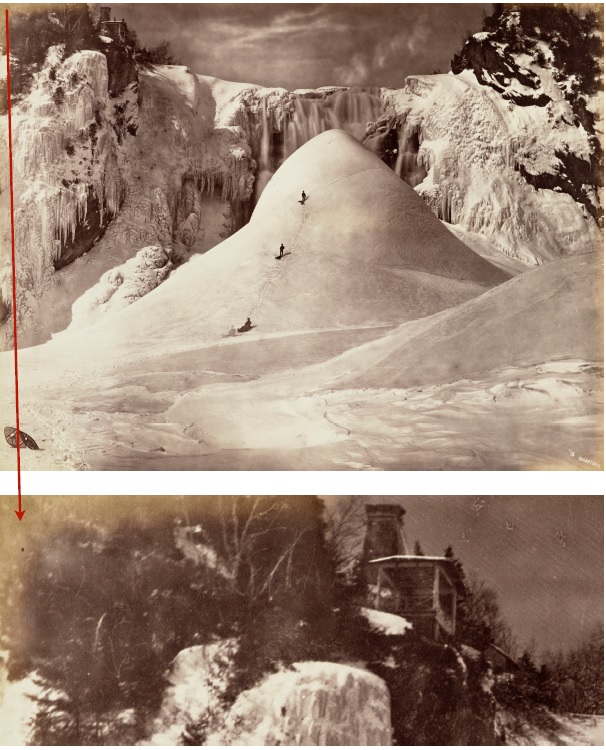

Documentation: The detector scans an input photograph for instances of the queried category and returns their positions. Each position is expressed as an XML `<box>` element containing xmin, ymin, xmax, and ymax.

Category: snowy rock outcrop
<box><xmin>67</xmin><ymin>244</ymin><xmax>175</xmax><ymax>330</ymax></box>
<box><xmin>148</xmin><ymin>642</ymin><xmax>236</xmax><ymax>746</ymax></box>
<box><xmin>377</xmin><ymin>71</ymin><xmax>601</xmax><ymax>266</ymax></box>
<box><xmin>371</xmin><ymin>8</ymin><xmax>602</xmax><ymax>266</ymax></box>
<box><xmin>206</xmin><ymin>662</ymin><xmax>392</xmax><ymax>746</ymax></box>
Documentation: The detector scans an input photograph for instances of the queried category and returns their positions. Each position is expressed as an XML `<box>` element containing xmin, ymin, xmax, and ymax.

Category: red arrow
<box><xmin>5</xmin><ymin>10</ymin><xmax>24</xmax><ymax>521</ymax></box>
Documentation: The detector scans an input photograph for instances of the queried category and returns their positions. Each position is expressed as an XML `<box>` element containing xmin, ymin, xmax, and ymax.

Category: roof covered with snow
<box><xmin>368</xmin><ymin>554</ymin><xmax>451</xmax><ymax>564</ymax></box>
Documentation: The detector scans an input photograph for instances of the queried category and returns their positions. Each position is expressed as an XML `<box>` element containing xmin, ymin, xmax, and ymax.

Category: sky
<box><xmin>117</xmin><ymin>3</ymin><xmax>492</xmax><ymax>89</ymax></box>
<box><xmin>348</xmin><ymin>495</ymin><xmax>603</xmax><ymax>659</ymax></box>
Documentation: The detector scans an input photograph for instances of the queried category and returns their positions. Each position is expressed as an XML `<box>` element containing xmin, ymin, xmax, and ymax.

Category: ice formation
<box><xmin>148</xmin><ymin>642</ymin><xmax>237</xmax><ymax>746</ymax></box>
<box><xmin>1</xmin><ymin>48</ymin><xmax>124</xmax><ymax>345</ymax></box>
<box><xmin>380</xmin><ymin>70</ymin><xmax>601</xmax><ymax>265</ymax></box>
<box><xmin>205</xmin><ymin>662</ymin><xmax>392</xmax><ymax>746</ymax></box>
<box><xmin>67</xmin><ymin>244</ymin><xmax>175</xmax><ymax>330</ymax></box>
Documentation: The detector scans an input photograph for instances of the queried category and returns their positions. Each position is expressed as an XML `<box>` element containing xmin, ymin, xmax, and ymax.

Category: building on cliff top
<box><xmin>97</xmin><ymin>6</ymin><xmax>126</xmax><ymax>43</ymax></box>
<box><xmin>363</xmin><ymin>503</ymin><xmax>463</xmax><ymax>641</ymax></box>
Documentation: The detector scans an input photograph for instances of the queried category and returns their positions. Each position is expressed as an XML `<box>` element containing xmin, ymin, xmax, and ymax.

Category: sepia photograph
<box><xmin>0</xmin><ymin>494</ymin><xmax>603</xmax><ymax>745</ymax></box>
<box><xmin>0</xmin><ymin>3</ymin><xmax>602</xmax><ymax>471</ymax></box>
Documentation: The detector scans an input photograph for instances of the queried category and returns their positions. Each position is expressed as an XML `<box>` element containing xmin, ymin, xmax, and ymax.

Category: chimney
<box><xmin>363</xmin><ymin>503</ymin><xmax>407</xmax><ymax>560</ymax></box>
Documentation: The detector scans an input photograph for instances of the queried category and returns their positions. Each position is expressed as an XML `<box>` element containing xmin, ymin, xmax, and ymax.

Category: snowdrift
<box><xmin>330</xmin><ymin>252</ymin><xmax>603</xmax><ymax>390</ymax></box>
<box><xmin>158</xmin><ymin>252</ymin><xmax>602</xmax><ymax>470</ymax></box>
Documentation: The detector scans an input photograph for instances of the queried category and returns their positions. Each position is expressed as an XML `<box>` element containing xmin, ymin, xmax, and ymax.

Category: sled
<box><xmin>4</xmin><ymin>426</ymin><xmax>39</xmax><ymax>450</ymax></box>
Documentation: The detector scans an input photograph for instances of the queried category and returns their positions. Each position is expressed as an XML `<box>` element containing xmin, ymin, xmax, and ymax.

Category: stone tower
<box><xmin>363</xmin><ymin>504</ymin><xmax>407</xmax><ymax>560</ymax></box>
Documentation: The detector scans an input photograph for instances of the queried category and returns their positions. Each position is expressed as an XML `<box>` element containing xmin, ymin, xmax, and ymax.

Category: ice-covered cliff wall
<box><xmin>368</xmin><ymin>9</ymin><xmax>603</xmax><ymax>266</ymax></box>
<box><xmin>377</xmin><ymin>68</ymin><xmax>601</xmax><ymax>266</ymax></box>
<box><xmin>206</xmin><ymin>661</ymin><xmax>392</xmax><ymax>746</ymax></box>
<box><xmin>0</xmin><ymin>47</ymin><xmax>124</xmax><ymax>345</ymax></box>
<box><xmin>0</xmin><ymin>55</ymin><xmax>256</xmax><ymax>348</ymax></box>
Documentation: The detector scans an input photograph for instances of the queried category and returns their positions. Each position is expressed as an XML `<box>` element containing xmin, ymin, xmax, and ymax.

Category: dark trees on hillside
<box><xmin>478</xmin><ymin>3</ymin><xmax>603</xmax><ymax>97</ymax></box>
<box><xmin>443</xmin><ymin>545</ymin><xmax>518</xmax><ymax>655</ymax></box>
<box><xmin>138</xmin><ymin>40</ymin><xmax>181</xmax><ymax>67</ymax></box>
<box><xmin>7</xmin><ymin>5</ymin><xmax>101</xmax><ymax>100</ymax></box>
<box><xmin>8</xmin><ymin>497</ymin><xmax>334</xmax><ymax>745</ymax></box>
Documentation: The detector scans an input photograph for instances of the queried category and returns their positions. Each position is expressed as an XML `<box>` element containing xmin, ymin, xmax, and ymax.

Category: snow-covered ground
<box><xmin>360</xmin><ymin>607</ymin><xmax>412</xmax><ymax>635</ymax></box>
<box><xmin>0</xmin><ymin>132</ymin><xmax>600</xmax><ymax>471</ymax></box>
<box><xmin>502</xmin><ymin>710</ymin><xmax>604</xmax><ymax>746</ymax></box>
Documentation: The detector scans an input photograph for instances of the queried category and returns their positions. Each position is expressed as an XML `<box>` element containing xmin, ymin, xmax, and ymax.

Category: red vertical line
<box><xmin>5</xmin><ymin>9</ymin><xmax>22</xmax><ymax>512</ymax></box>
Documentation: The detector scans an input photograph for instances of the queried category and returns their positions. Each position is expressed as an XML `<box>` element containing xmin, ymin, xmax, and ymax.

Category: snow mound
<box><xmin>361</xmin><ymin>607</ymin><xmax>412</xmax><ymax>635</ymax></box>
<box><xmin>206</xmin><ymin>661</ymin><xmax>392</xmax><ymax>746</ymax></box>
<box><xmin>253</xmin><ymin>129</ymin><xmax>507</xmax><ymax>285</ymax></box>
<box><xmin>68</xmin><ymin>245</ymin><xmax>175</xmax><ymax>330</ymax></box>
<box><xmin>41</xmin><ymin>129</ymin><xmax>507</xmax><ymax>362</ymax></box>
<box><xmin>334</xmin><ymin>252</ymin><xmax>602</xmax><ymax>390</ymax></box>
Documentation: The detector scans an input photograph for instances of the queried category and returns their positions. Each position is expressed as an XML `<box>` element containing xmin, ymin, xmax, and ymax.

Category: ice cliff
<box><xmin>148</xmin><ymin>650</ymin><xmax>392</xmax><ymax>747</ymax></box>
<box><xmin>0</xmin><ymin>50</ymin><xmax>255</xmax><ymax>348</ymax></box>
<box><xmin>377</xmin><ymin>8</ymin><xmax>601</xmax><ymax>265</ymax></box>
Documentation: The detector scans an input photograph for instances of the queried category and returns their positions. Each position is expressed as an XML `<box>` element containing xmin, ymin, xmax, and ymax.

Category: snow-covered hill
<box><xmin>56</xmin><ymin>130</ymin><xmax>507</xmax><ymax>348</ymax></box>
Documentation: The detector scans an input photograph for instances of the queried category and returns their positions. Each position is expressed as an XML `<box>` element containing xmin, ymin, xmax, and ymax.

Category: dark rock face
<box><xmin>363</xmin><ymin>114</ymin><xmax>400</xmax><ymax>166</ymax></box>
<box><xmin>53</xmin><ymin>187</ymin><xmax>114</xmax><ymax>270</ymax></box>
<box><xmin>0</xmin><ymin>295</ymin><xmax>9</xmax><ymax>324</ymax></box>
<box><xmin>103</xmin><ymin>44</ymin><xmax>138</xmax><ymax>97</ymax></box>
<box><xmin>370</xmin><ymin>636</ymin><xmax>498</xmax><ymax>746</ymax></box>
<box><xmin>515</xmin><ymin>147</ymin><xmax>604</xmax><ymax>222</ymax></box>
<box><xmin>452</xmin><ymin>37</ymin><xmax>550</xmax><ymax>107</ymax></box>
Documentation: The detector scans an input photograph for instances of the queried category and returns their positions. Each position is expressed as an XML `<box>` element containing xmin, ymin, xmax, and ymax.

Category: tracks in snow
<box><xmin>249</xmin><ymin>204</ymin><xmax>309</xmax><ymax>317</ymax></box>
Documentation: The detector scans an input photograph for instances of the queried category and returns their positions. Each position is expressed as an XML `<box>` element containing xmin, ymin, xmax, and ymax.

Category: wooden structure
<box><xmin>98</xmin><ymin>6</ymin><xmax>126</xmax><ymax>43</ymax></box>
<box><xmin>366</xmin><ymin>555</ymin><xmax>460</xmax><ymax>639</ymax></box>
<box><xmin>484</xmin><ymin>643</ymin><xmax>518</xmax><ymax>674</ymax></box>
<box><xmin>363</xmin><ymin>504</ymin><xmax>461</xmax><ymax>640</ymax></box>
